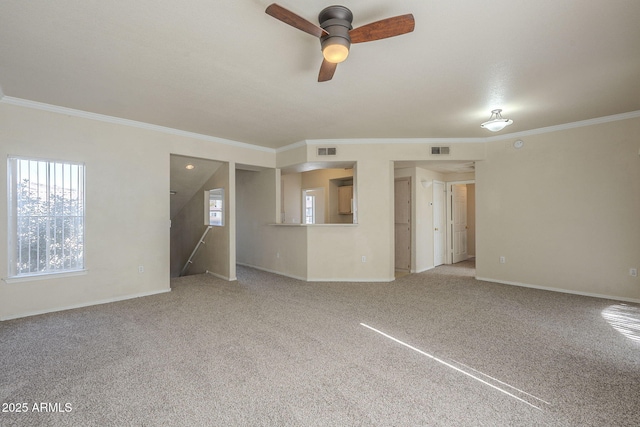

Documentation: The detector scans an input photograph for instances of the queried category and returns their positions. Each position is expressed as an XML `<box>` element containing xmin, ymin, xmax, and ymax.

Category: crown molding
<box><xmin>0</xmin><ymin>96</ymin><xmax>275</xmax><ymax>154</ymax></box>
<box><xmin>275</xmin><ymin>140</ymin><xmax>307</xmax><ymax>153</ymax></box>
<box><xmin>277</xmin><ymin>110</ymin><xmax>640</xmax><ymax>150</ymax></box>
<box><xmin>305</xmin><ymin>137</ymin><xmax>486</xmax><ymax>146</ymax></box>
<box><xmin>3</xmin><ymin>95</ymin><xmax>639</xmax><ymax>153</ymax></box>
<box><xmin>482</xmin><ymin>110</ymin><xmax>640</xmax><ymax>142</ymax></box>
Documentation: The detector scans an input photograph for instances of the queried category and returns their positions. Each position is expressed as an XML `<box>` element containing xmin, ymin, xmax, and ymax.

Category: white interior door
<box><xmin>451</xmin><ymin>184</ymin><xmax>468</xmax><ymax>264</ymax></box>
<box><xmin>433</xmin><ymin>181</ymin><xmax>445</xmax><ymax>266</ymax></box>
<box><xmin>394</xmin><ymin>178</ymin><xmax>411</xmax><ymax>271</ymax></box>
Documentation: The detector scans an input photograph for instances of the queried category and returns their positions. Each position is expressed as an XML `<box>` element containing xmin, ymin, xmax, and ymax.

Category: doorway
<box><xmin>394</xmin><ymin>178</ymin><xmax>411</xmax><ymax>272</ymax></box>
<box><xmin>447</xmin><ymin>181</ymin><xmax>475</xmax><ymax>265</ymax></box>
<box><xmin>433</xmin><ymin>181</ymin><xmax>446</xmax><ymax>266</ymax></box>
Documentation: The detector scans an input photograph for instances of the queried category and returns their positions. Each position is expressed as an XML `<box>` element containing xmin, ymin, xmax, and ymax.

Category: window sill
<box><xmin>3</xmin><ymin>269</ymin><xmax>88</xmax><ymax>284</ymax></box>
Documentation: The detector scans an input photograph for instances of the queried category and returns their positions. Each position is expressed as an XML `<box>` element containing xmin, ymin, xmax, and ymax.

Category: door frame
<box><xmin>446</xmin><ymin>180</ymin><xmax>475</xmax><ymax>264</ymax></box>
<box><xmin>433</xmin><ymin>180</ymin><xmax>446</xmax><ymax>267</ymax></box>
<box><xmin>394</xmin><ymin>177</ymin><xmax>412</xmax><ymax>272</ymax></box>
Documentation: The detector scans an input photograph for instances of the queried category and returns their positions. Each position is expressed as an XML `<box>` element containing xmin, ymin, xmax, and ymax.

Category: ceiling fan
<box><xmin>265</xmin><ymin>4</ymin><xmax>415</xmax><ymax>82</ymax></box>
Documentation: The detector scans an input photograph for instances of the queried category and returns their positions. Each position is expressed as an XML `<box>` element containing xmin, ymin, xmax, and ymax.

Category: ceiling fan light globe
<box><xmin>322</xmin><ymin>43</ymin><xmax>349</xmax><ymax>63</ymax></box>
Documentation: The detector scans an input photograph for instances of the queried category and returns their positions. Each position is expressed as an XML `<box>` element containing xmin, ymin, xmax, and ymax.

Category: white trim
<box><xmin>481</xmin><ymin>110</ymin><xmax>640</xmax><ymax>142</ymax></box>
<box><xmin>305</xmin><ymin>137</ymin><xmax>486</xmax><ymax>146</ymax></box>
<box><xmin>276</xmin><ymin>111</ymin><xmax>640</xmax><ymax>151</ymax></box>
<box><xmin>236</xmin><ymin>262</ymin><xmax>394</xmax><ymax>282</ymax></box>
<box><xmin>308</xmin><ymin>276</ymin><xmax>395</xmax><ymax>283</ymax></box>
<box><xmin>3</xmin><ymin>269</ymin><xmax>88</xmax><ymax>284</ymax></box>
<box><xmin>416</xmin><ymin>266</ymin><xmax>435</xmax><ymax>274</ymax></box>
<box><xmin>236</xmin><ymin>262</ymin><xmax>307</xmax><ymax>281</ymax></box>
<box><xmin>3</xmin><ymin>95</ymin><xmax>638</xmax><ymax>153</ymax></box>
<box><xmin>446</xmin><ymin>180</ymin><xmax>475</xmax><ymax>265</ymax></box>
<box><xmin>0</xmin><ymin>96</ymin><xmax>275</xmax><ymax>154</ymax></box>
<box><xmin>205</xmin><ymin>270</ymin><xmax>237</xmax><ymax>281</ymax></box>
<box><xmin>0</xmin><ymin>288</ymin><xmax>171</xmax><ymax>321</ymax></box>
<box><xmin>276</xmin><ymin>140</ymin><xmax>307</xmax><ymax>153</ymax></box>
<box><xmin>476</xmin><ymin>277</ymin><xmax>640</xmax><ymax>304</ymax></box>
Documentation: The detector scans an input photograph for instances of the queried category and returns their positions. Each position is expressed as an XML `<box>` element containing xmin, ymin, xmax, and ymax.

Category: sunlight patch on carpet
<box><xmin>602</xmin><ymin>303</ymin><xmax>640</xmax><ymax>344</ymax></box>
<box><xmin>360</xmin><ymin>323</ymin><xmax>549</xmax><ymax>411</ymax></box>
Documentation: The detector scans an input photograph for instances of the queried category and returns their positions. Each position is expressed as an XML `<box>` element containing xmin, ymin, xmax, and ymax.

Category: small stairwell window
<box><xmin>7</xmin><ymin>157</ymin><xmax>85</xmax><ymax>278</ymax></box>
<box><xmin>206</xmin><ymin>188</ymin><xmax>224</xmax><ymax>226</ymax></box>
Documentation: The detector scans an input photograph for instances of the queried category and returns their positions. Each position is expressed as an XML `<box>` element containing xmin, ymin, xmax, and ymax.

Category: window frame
<box><xmin>205</xmin><ymin>188</ymin><xmax>224</xmax><ymax>226</ymax></box>
<box><xmin>7</xmin><ymin>156</ymin><xmax>86</xmax><ymax>279</ymax></box>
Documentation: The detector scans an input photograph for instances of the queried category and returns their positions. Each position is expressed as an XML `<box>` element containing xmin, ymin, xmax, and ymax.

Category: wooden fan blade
<box><xmin>266</xmin><ymin>4</ymin><xmax>328</xmax><ymax>38</ymax></box>
<box><xmin>349</xmin><ymin>14</ymin><xmax>415</xmax><ymax>43</ymax></box>
<box><xmin>318</xmin><ymin>59</ymin><xmax>338</xmax><ymax>82</ymax></box>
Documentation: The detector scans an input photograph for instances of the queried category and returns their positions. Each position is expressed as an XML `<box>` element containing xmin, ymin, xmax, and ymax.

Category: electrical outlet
<box><xmin>499</xmin><ymin>256</ymin><xmax>506</xmax><ymax>264</ymax></box>
<box><xmin>138</xmin><ymin>265</ymin><xmax>144</xmax><ymax>273</ymax></box>
<box><xmin>631</xmin><ymin>268</ymin><xmax>638</xmax><ymax>277</ymax></box>
<box><xmin>276</xmin><ymin>252</ymin><xmax>280</xmax><ymax>258</ymax></box>
<box><xmin>361</xmin><ymin>256</ymin><xmax>366</xmax><ymax>263</ymax></box>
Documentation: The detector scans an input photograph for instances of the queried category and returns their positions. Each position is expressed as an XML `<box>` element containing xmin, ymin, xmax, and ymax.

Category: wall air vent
<box><xmin>317</xmin><ymin>147</ymin><xmax>337</xmax><ymax>156</ymax></box>
<box><xmin>431</xmin><ymin>146</ymin><xmax>450</xmax><ymax>155</ymax></box>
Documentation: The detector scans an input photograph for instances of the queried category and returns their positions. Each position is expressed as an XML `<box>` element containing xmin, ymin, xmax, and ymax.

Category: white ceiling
<box><xmin>1</xmin><ymin>1</ymin><xmax>639</xmax><ymax>150</ymax></box>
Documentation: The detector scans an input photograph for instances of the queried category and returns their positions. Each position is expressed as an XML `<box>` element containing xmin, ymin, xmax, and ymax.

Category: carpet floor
<box><xmin>1</xmin><ymin>261</ymin><xmax>639</xmax><ymax>426</ymax></box>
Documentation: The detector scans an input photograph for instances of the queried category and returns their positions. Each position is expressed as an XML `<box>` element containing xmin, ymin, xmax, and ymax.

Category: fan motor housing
<box><xmin>319</xmin><ymin>5</ymin><xmax>353</xmax><ymax>50</ymax></box>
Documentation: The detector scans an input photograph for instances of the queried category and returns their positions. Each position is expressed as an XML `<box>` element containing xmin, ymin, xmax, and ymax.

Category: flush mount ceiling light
<box><xmin>185</xmin><ymin>164</ymin><xmax>195</xmax><ymax>170</ymax></box>
<box><xmin>481</xmin><ymin>109</ymin><xmax>513</xmax><ymax>132</ymax></box>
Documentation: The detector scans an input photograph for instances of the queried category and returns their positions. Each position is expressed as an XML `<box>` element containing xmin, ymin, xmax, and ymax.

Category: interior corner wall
<box><xmin>0</xmin><ymin>104</ymin><xmax>170</xmax><ymax>319</ymax></box>
<box><xmin>476</xmin><ymin>117</ymin><xmax>640</xmax><ymax>302</ymax></box>
<box><xmin>236</xmin><ymin>168</ymin><xmax>307</xmax><ymax>279</ymax></box>
<box><xmin>306</xmin><ymin>158</ymin><xmax>395</xmax><ymax>281</ymax></box>
<box><xmin>281</xmin><ymin>172</ymin><xmax>302</xmax><ymax>224</ymax></box>
<box><xmin>171</xmin><ymin>162</ymin><xmax>231</xmax><ymax>279</ymax></box>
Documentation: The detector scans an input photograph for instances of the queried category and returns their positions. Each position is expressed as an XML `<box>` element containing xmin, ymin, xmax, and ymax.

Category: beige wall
<box><xmin>0</xmin><ymin>102</ymin><xmax>272</xmax><ymax>320</ymax></box>
<box><xmin>476</xmin><ymin>118</ymin><xmax>640</xmax><ymax>301</ymax></box>
<box><xmin>1</xmin><ymin>100</ymin><xmax>638</xmax><ymax>320</ymax></box>
<box><xmin>236</xmin><ymin>168</ymin><xmax>308</xmax><ymax>280</ymax></box>
<box><xmin>281</xmin><ymin>172</ymin><xmax>301</xmax><ymax>224</ymax></box>
<box><xmin>306</xmin><ymin>157</ymin><xmax>394</xmax><ymax>281</ymax></box>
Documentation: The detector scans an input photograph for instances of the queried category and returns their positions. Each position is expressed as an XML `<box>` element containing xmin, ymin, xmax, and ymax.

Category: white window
<box><xmin>8</xmin><ymin>157</ymin><xmax>85</xmax><ymax>277</ymax></box>
<box><xmin>304</xmin><ymin>195</ymin><xmax>315</xmax><ymax>224</ymax></box>
<box><xmin>205</xmin><ymin>188</ymin><xmax>224</xmax><ymax>226</ymax></box>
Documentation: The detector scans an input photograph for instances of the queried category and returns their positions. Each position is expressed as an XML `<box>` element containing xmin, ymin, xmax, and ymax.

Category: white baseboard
<box><xmin>236</xmin><ymin>263</ymin><xmax>307</xmax><ymax>281</ymax></box>
<box><xmin>307</xmin><ymin>277</ymin><xmax>395</xmax><ymax>283</ymax></box>
<box><xmin>205</xmin><ymin>270</ymin><xmax>237</xmax><ymax>281</ymax></box>
<box><xmin>1</xmin><ymin>288</ymin><xmax>172</xmax><ymax>321</ymax></box>
<box><xmin>235</xmin><ymin>263</ymin><xmax>394</xmax><ymax>283</ymax></box>
<box><xmin>415</xmin><ymin>266</ymin><xmax>435</xmax><ymax>274</ymax></box>
<box><xmin>475</xmin><ymin>277</ymin><xmax>640</xmax><ymax>304</ymax></box>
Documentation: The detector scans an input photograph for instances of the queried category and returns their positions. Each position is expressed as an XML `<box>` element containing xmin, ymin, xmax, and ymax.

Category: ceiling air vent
<box><xmin>431</xmin><ymin>146</ymin><xmax>450</xmax><ymax>155</ymax></box>
<box><xmin>317</xmin><ymin>147</ymin><xmax>337</xmax><ymax>156</ymax></box>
